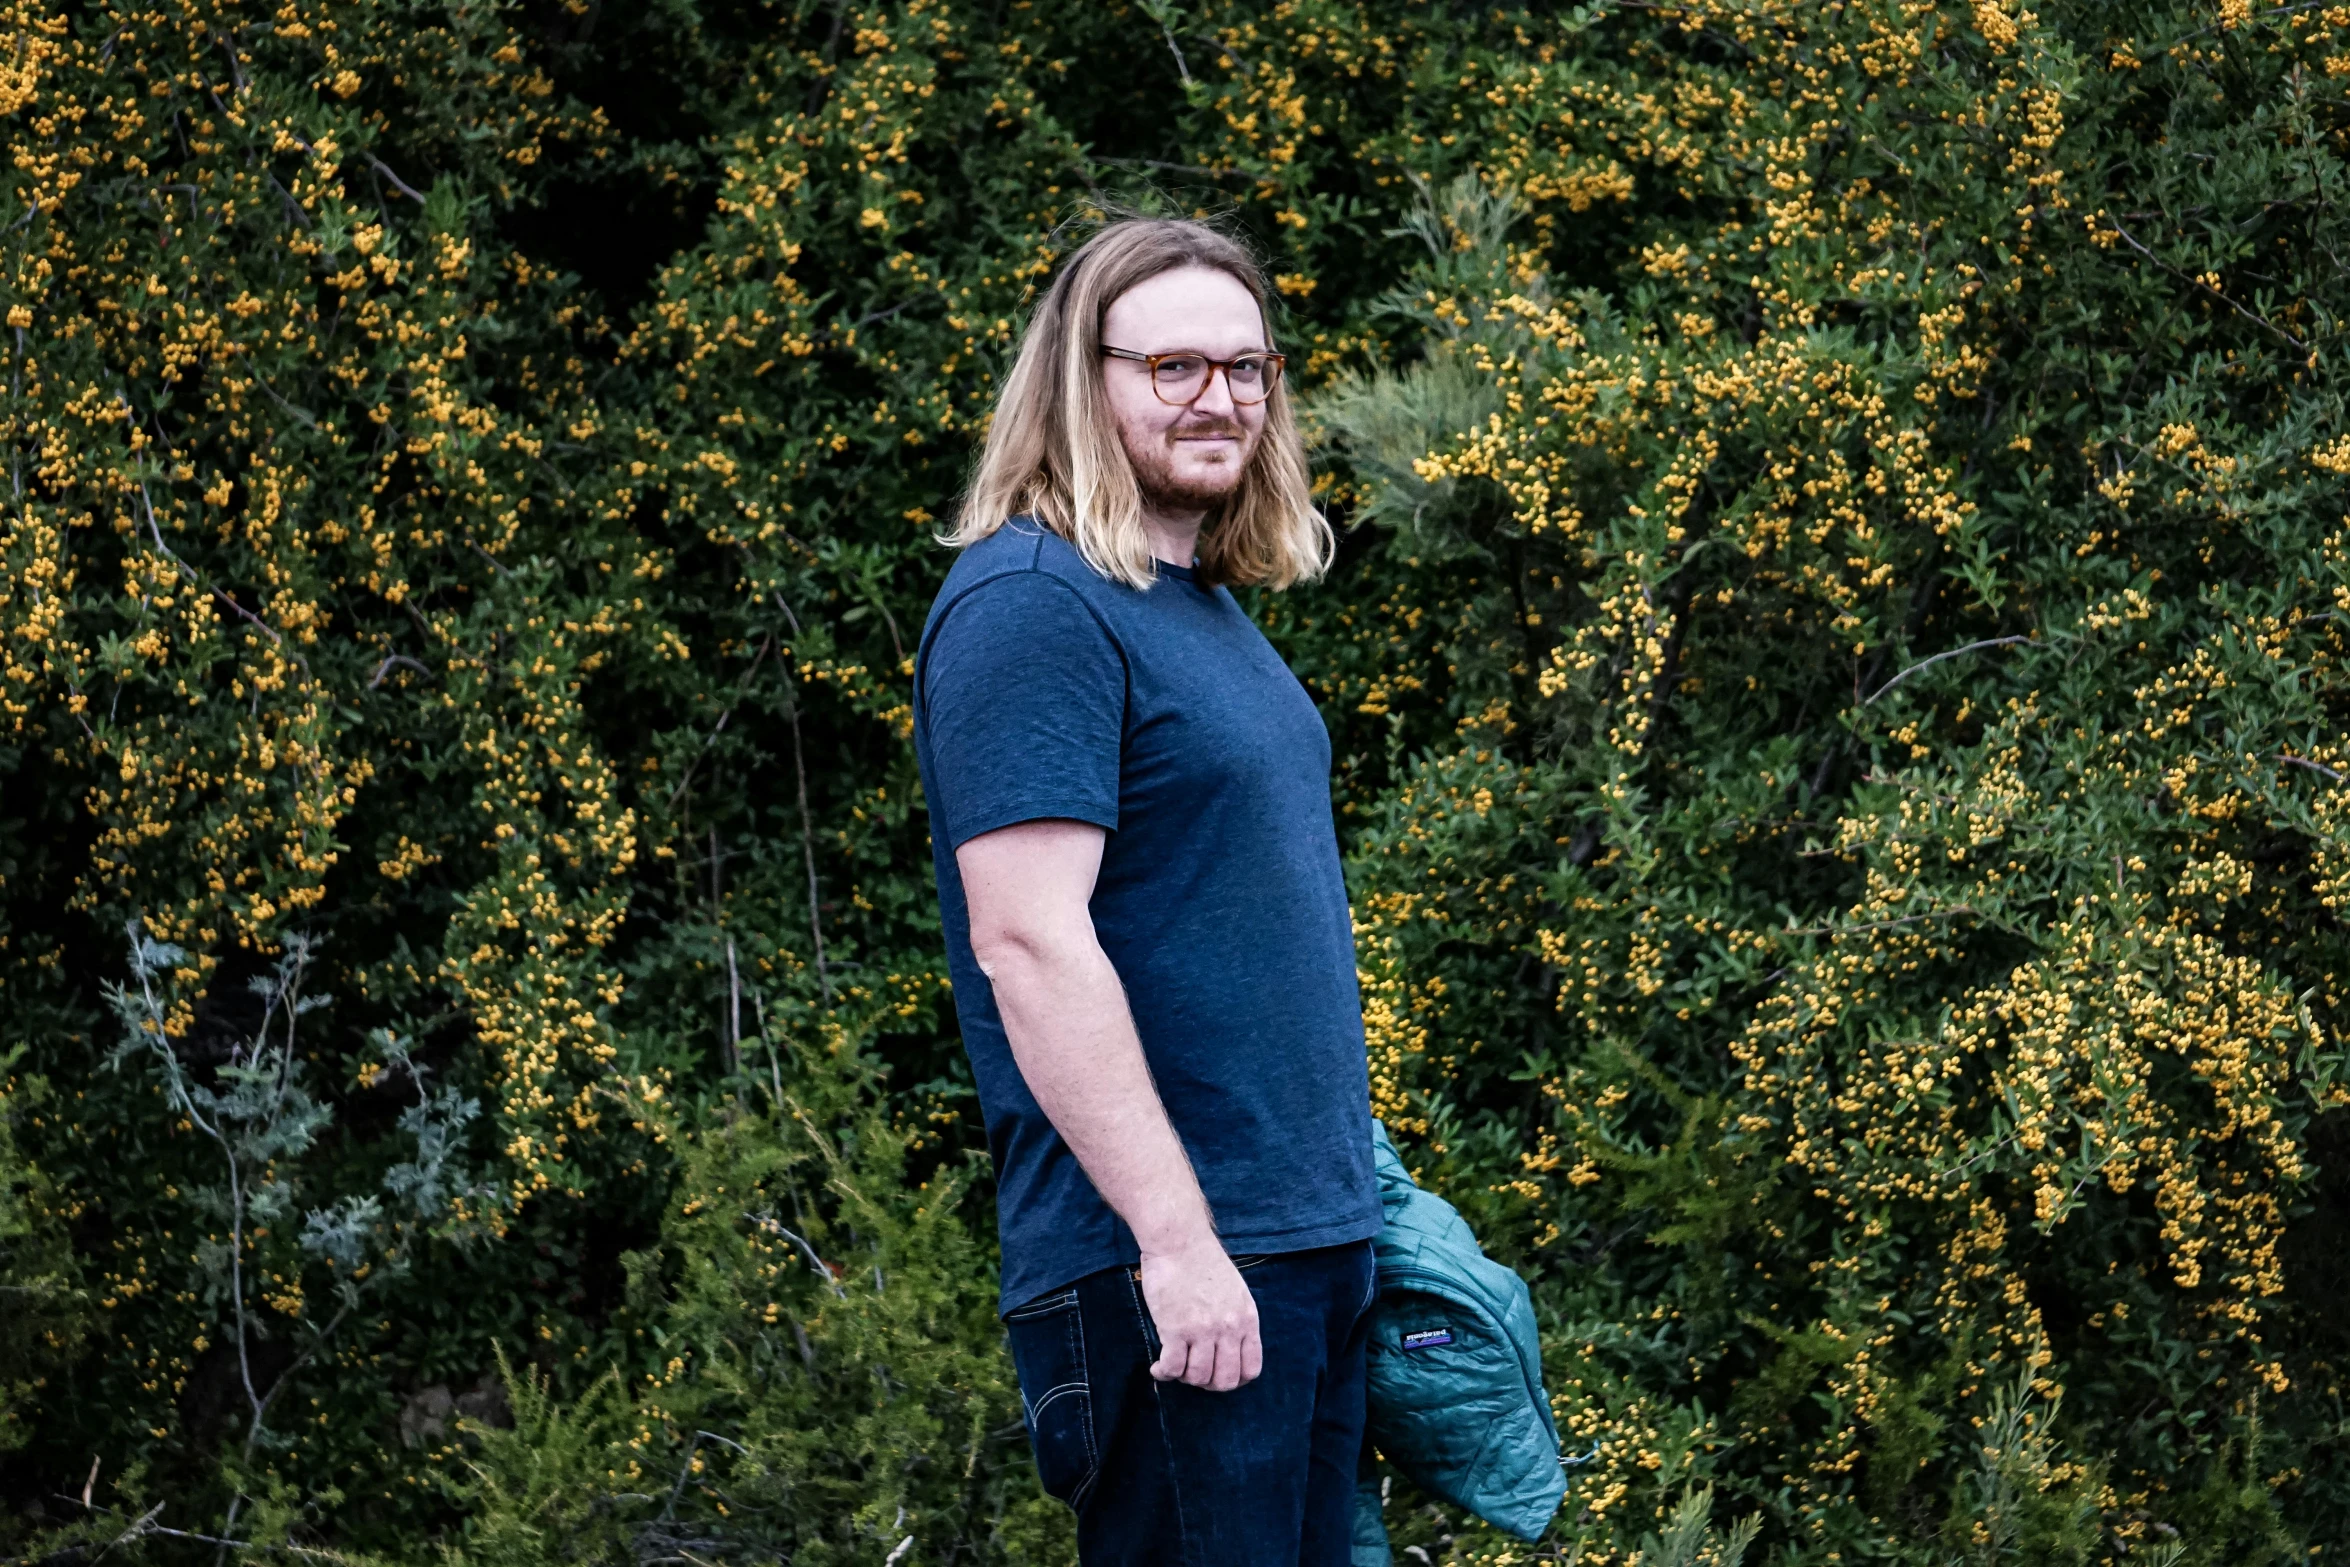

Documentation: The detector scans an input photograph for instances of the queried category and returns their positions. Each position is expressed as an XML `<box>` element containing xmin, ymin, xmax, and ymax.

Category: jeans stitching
<box><xmin>1064</xmin><ymin>1284</ymin><xmax>1101</xmax><ymax>1511</ymax></box>
<box><xmin>1027</xmin><ymin>1381</ymin><xmax>1086</xmax><ymax>1420</ymax></box>
<box><xmin>1128</xmin><ymin>1267</ymin><xmax>1196</xmax><ymax>1564</ymax></box>
<box><xmin>1009</xmin><ymin>1288</ymin><xmax>1096</xmax><ymax>1510</ymax></box>
<box><xmin>1004</xmin><ymin>1285</ymin><xmax>1079</xmax><ymax>1323</ymax></box>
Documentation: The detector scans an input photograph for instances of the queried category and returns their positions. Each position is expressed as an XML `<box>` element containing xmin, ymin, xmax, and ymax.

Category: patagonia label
<box><xmin>1402</xmin><ymin>1328</ymin><xmax>1453</xmax><ymax>1352</ymax></box>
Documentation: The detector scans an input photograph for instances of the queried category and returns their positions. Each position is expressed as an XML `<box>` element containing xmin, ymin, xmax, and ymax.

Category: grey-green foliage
<box><xmin>103</xmin><ymin>925</ymin><xmax>489</xmax><ymax>1461</ymax></box>
<box><xmin>1951</xmin><ymin>1362</ymin><xmax>2101</xmax><ymax>1567</ymax></box>
<box><xmin>1633</xmin><ymin>1488</ymin><xmax>1761</xmax><ymax>1567</ymax></box>
<box><xmin>1310</xmin><ymin>179</ymin><xmax>1517</xmax><ymax>543</ymax></box>
<box><xmin>1311</xmin><ymin>341</ymin><xmax>1503</xmax><ymax>541</ymax></box>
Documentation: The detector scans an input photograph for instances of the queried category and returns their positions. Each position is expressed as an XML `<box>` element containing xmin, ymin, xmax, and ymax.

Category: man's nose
<box><xmin>1190</xmin><ymin>365</ymin><xmax>1238</xmax><ymax>418</ymax></box>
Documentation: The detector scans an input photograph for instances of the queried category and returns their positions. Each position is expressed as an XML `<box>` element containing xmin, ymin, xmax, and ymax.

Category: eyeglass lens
<box><xmin>1152</xmin><ymin>355</ymin><xmax>1279</xmax><ymax>404</ymax></box>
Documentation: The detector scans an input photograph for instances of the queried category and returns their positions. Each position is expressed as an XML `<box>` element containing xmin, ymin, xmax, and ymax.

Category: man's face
<box><xmin>1099</xmin><ymin>266</ymin><xmax>1271</xmax><ymax>516</ymax></box>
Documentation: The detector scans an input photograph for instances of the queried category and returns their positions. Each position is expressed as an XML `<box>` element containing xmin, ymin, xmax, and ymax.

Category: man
<box><xmin>912</xmin><ymin>217</ymin><xmax>1381</xmax><ymax>1564</ymax></box>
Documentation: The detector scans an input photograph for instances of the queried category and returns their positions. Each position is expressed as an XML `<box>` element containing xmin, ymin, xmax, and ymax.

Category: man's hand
<box><xmin>1139</xmin><ymin>1238</ymin><xmax>1262</xmax><ymax>1392</ymax></box>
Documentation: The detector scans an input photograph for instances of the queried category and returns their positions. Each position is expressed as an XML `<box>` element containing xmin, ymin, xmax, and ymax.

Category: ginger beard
<box><xmin>1118</xmin><ymin>409</ymin><xmax>1259</xmax><ymax>515</ymax></box>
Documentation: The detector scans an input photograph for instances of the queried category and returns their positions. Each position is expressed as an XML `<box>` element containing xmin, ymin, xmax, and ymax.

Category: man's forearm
<box><xmin>985</xmin><ymin>935</ymin><xmax>1216</xmax><ymax>1256</ymax></box>
<box><xmin>957</xmin><ymin>818</ymin><xmax>1261</xmax><ymax>1388</ymax></box>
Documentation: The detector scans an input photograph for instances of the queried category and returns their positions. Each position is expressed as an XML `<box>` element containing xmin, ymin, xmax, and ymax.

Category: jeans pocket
<box><xmin>1004</xmin><ymin>1288</ymin><xmax>1097</xmax><ymax>1508</ymax></box>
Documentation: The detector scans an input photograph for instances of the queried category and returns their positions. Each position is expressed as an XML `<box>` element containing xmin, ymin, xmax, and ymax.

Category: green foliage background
<box><xmin>3</xmin><ymin>0</ymin><xmax>2349</xmax><ymax>1562</ymax></box>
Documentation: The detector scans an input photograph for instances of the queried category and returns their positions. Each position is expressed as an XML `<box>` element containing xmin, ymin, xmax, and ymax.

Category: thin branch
<box><xmin>759</xmin><ymin>603</ymin><xmax>832</xmax><ymax>1004</ymax></box>
<box><xmin>61</xmin><ymin>1498</ymin><xmax>352</xmax><ymax>1563</ymax></box>
<box><xmin>251</xmin><ymin>373</ymin><xmax>316</xmax><ymax>430</ymax></box>
<box><xmin>724</xmin><ymin>936</ymin><xmax>742</xmax><ymax>1076</ymax></box>
<box><xmin>2153</xmin><ymin>0</ymin><xmax>2335</xmax><ymax>53</ymax></box>
<box><xmin>1863</xmin><ymin>636</ymin><xmax>2029</xmax><ymax>704</ymax></box>
<box><xmin>367</xmin><ymin>156</ymin><xmax>427</xmax><ymax>203</ymax></box>
<box><xmin>11</xmin><ymin>324</ymin><xmax>23</xmax><ymax>502</ymax></box>
<box><xmin>274</xmin><ymin>123</ymin><xmax>430</xmax><ymax>204</ymax></box>
<box><xmin>89</xmin><ymin>1501</ymin><xmax>166</xmax><ymax>1562</ymax></box>
<box><xmin>212</xmin><ymin>587</ymin><xmax>284</xmax><ymax>647</ymax></box>
<box><xmin>367</xmin><ymin>654</ymin><xmax>432</xmax><ymax>689</ymax></box>
<box><xmin>666</xmin><ymin>635</ymin><xmax>773</xmax><ymax>809</ymax></box>
<box><xmin>751</xmin><ymin>1215</ymin><xmax>846</xmax><ymax>1298</ymax></box>
<box><xmin>1140</xmin><ymin>0</ymin><xmax>1191</xmax><ymax>83</ymax></box>
<box><xmin>215</xmin><ymin>39</ymin><xmax>246</xmax><ymax>95</ymax></box>
<box><xmin>225</xmin><ymin>1145</ymin><xmax>264</xmax><ymax>1445</ymax></box>
<box><xmin>1943</xmin><ymin>1130</ymin><xmax>2023</xmax><ymax>1181</ymax></box>
<box><xmin>265</xmin><ymin>171</ymin><xmax>312</xmax><ymax>232</ymax></box>
<box><xmin>1090</xmin><ymin>155</ymin><xmax>1245</xmax><ymax>181</ymax></box>
<box><xmin>244</xmin><ymin>1299</ymin><xmax>355</xmax><ymax>1460</ymax></box>
<box><xmin>842</xmin><ymin>295</ymin><xmax>925</xmax><ymax>335</ymax></box>
<box><xmin>134</xmin><ymin>481</ymin><xmax>190</xmax><ymax>573</ymax></box>
<box><xmin>1785</xmin><ymin>906</ymin><xmax>1979</xmax><ymax>939</ymax></box>
<box><xmin>784</xmin><ymin>672</ymin><xmax>832</xmax><ymax>1005</ymax></box>
<box><xmin>2103</xmin><ymin>216</ymin><xmax>2313</xmax><ymax>357</ymax></box>
<box><xmin>2279</xmin><ymin>751</ymin><xmax>2345</xmax><ymax>783</ymax></box>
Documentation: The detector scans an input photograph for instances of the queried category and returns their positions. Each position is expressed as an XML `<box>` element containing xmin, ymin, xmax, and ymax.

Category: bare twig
<box><xmin>212</xmin><ymin>587</ymin><xmax>284</xmax><ymax>647</ymax></box>
<box><xmin>1091</xmin><ymin>155</ymin><xmax>1242</xmax><ymax>181</ymax></box>
<box><xmin>2103</xmin><ymin>216</ymin><xmax>2313</xmax><ymax>356</ymax></box>
<box><xmin>1943</xmin><ymin>1130</ymin><xmax>2023</xmax><ymax>1181</ymax></box>
<box><xmin>751</xmin><ymin>1215</ymin><xmax>847</xmax><ymax>1299</ymax></box>
<box><xmin>368</xmin><ymin>654</ymin><xmax>432</xmax><ymax>689</ymax></box>
<box><xmin>1785</xmin><ymin>906</ymin><xmax>1979</xmax><ymax>939</ymax></box>
<box><xmin>64</xmin><ymin>1496</ymin><xmax>351</xmax><ymax>1562</ymax></box>
<box><xmin>11</xmin><ymin>324</ymin><xmax>22</xmax><ymax>502</ymax></box>
<box><xmin>785</xmin><ymin>677</ymin><xmax>832</xmax><ymax>1005</ymax></box>
<box><xmin>2279</xmin><ymin>751</ymin><xmax>2345</xmax><ymax>782</ymax></box>
<box><xmin>367</xmin><ymin>156</ymin><xmax>427</xmax><ymax>203</ymax></box>
<box><xmin>1139</xmin><ymin>0</ymin><xmax>1191</xmax><ymax>82</ymax></box>
<box><xmin>666</xmin><ymin>635</ymin><xmax>773</xmax><ymax>809</ymax></box>
<box><xmin>273</xmin><ymin>123</ymin><xmax>430</xmax><ymax>204</ymax></box>
<box><xmin>724</xmin><ymin>936</ymin><xmax>742</xmax><ymax>1075</ymax></box>
<box><xmin>1863</xmin><ymin>636</ymin><xmax>2029</xmax><ymax>704</ymax></box>
<box><xmin>251</xmin><ymin>373</ymin><xmax>317</xmax><ymax>429</ymax></box>
<box><xmin>755</xmin><ymin>990</ymin><xmax>785</xmax><ymax>1110</ymax></box>
<box><xmin>265</xmin><ymin>171</ymin><xmax>312</xmax><ymax>231</ymax></box>
<box><xmin>90</xmin><ymin>1500</ymin><xmax>166</xmax><ymax>1562</ymax></box>
<box><xmin>2153</xmin><ymin>0</ymin><xmax>2334</xmax><ymax>53</ymax></box>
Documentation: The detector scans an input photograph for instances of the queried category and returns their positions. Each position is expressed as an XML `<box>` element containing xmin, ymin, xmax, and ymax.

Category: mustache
<box><xmin>1166</xmin><ymin>418</ymin><xmax>1246</xmax><ymax>441</ymax></box>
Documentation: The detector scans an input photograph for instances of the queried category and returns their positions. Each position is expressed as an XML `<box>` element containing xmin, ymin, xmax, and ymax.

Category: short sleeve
<box><xmin>921</xmin><ymin>572</ymin><xmax>1126</xmax><ymax>848</ymax></box>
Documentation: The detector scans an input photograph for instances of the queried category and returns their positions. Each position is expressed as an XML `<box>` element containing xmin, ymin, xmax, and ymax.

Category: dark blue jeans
<box><xmin>1004</xmin><ymin>1240</ymin><xmax>1377</xmax><ymax>1567</ymax></box>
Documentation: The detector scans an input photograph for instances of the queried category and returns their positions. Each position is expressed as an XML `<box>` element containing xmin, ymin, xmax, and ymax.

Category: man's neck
<box><xmin>1141</xmin><ymin>505</ymin><xmax>1204</xmax><ymax>569</ymax></box>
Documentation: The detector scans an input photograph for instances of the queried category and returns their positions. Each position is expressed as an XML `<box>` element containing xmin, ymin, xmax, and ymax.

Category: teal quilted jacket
<box><xmin>1352</xmin><ymin>1121</ymin><xmax>1566</xmax><ymax>1564</ymax></box>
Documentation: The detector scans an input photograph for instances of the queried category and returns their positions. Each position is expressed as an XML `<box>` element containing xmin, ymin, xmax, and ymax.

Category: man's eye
<box><xmin>1153</xmin><ymin>356</ymin><xmax>1205</xmax><ymax>377</ymax></box>
<box><xmin>1228</xmin><ymin>357</ymin><xmax>1266</xmax><ymax>381</ymax></box>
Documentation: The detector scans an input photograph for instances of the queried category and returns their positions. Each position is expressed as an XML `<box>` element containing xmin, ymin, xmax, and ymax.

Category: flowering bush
<box><xmin>1</xmin><ymin>0</ymin><xmax>2345</xmax><ymax>1562</ymax></box>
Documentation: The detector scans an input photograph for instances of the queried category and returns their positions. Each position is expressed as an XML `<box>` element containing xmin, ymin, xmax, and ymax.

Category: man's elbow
<box><xmin>968</xmin><ymin>916</ymin><xmax>1083</xmax><ymax>985</ymax></box>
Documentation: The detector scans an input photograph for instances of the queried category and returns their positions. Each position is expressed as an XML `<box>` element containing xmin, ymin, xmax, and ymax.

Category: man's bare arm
<box><xmin>958</xmin><ymin>818</ymin><xmax>1261</xmax><ymax>1392</ymax></box>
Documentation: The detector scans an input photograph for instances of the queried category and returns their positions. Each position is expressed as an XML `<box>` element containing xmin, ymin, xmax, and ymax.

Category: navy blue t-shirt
<box><xmin>914</xmin><ymin>521</ymin><xmax>1381</xmax><ymax>1312</ymax></box>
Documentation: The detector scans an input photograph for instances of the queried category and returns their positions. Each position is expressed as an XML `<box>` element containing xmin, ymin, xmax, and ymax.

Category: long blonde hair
<box><xmin>948</xmin><ymin>219</ymin><xmax>1330</xmax><ymax>591</ymax></box>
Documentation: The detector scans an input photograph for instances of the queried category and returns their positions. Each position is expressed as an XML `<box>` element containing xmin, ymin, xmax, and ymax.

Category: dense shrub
<box><xmin>1</xmin><ymin>1</ymin><xmax>2346</xmax><ymax>1563</ymax></box>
